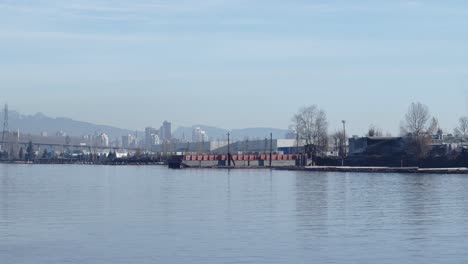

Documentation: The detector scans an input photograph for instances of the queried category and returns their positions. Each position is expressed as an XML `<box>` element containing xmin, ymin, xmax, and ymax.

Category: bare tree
<box><xmin>291</xmin><ymin>105</ymin><xmax>329</xmax><ymax>159</ymax></box>
<box><xmin>454</xmin><ymin>116</ymin><xmax>468</xmax><ymax>137</ymax></box>
<box><xmin>401</xmin><ymin>102</ymin><xmax>433</xmax><ymax>160</ymax></box>
<box><xmin>402</xmin><ymin>102</ymin><xmax>430</xmax><ymax>136</ymax></box>
<box><xmin>331</xmin><ymin>131</ymin><xmax>346</xmax><ymax>157</ymax></box>
<box><xmin>289</xmin><ymin>113</ymin><xmax>302</xmax><ymax>148</ymax></box>
<box><xmin>367</xmin><ymin>125</ymin><xmax>383</xmax><ymax>137</ymax></box>
<box><xmin>427</xmin><ymin>117</ymin><xmax>439</xmax><ymax>135</ymax></box>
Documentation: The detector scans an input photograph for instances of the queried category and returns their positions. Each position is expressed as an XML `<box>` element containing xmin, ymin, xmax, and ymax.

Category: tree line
<box><xmin>291</xmin><ymin>102</ymin><xmax>468</xmax><ymax>164</ymax></box>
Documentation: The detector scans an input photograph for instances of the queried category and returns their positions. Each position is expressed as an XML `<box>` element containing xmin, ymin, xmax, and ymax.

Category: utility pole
<box><xmin>342</xmin><ymin>120</ymin><xmax>347</xmax><ymax>157</ymax></box>
<box><xmin>296</xmin><ymin>130</ymin><xmax>301</xmax><ymax>166</ymax></box>
<box><xmin>246</xmin><ymin>138</ymin><xmax>250</xmax><ymax>167</ymax></box>
<box><xmin>296</xmin><ymin>130</ymin><xmax>299</xmax><ymax>154</ymax></box>
<box><xmin>342</xmin><ymin>120</ymin><xmax>347</xmax><ymax>167</ymax></box>
<box><xmin>1</xmin><ymin>104</ymin><xmax>9</xmax><ymax>152</ymax></box>
<box><xmin>227</xmin><ymin>132</ymin><xmax>230</xmax><ymax>167</ymax></box>
<box><xmin>269</xmin><ymin>133</ymin><xmax>273</xmax><ymax>168</ymax></box>
<box><xmin>245</xmin><ymin>138</ymin><xmax>249</xmax><ymax>154</ymax></box>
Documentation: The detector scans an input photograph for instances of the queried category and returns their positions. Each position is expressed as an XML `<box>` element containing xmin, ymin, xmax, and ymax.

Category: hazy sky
<box><xmin>1</xmin><ymin>0</ymin><xmax>468</xmax><ymax>136</ymax></box>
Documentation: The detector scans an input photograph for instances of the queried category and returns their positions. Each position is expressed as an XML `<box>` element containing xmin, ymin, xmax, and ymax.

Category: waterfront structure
<box><xmin>348</xmin><ymin>137</ymin><xmax>406</xmax><ymax>157</ymax></box>
<box><xmin>349</xmin><ymin>133</ymin><xmax>468</xmax><ymax>158</ymax></box>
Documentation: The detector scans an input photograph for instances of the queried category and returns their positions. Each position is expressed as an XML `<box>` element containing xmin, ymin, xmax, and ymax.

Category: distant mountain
<box><xmin>0</xmin><ymin>109</ymin><xmax>289</xmax><ymax>142</ymax></box>
<box><xmin>0</xmin><ymin>110</ymin><xmax>138</xmax><ymax>140</ymax></box>
<box><xmin>173</xmin><ymin>125</ymin><xmax>289</xmax><ymax>141</ymax></box>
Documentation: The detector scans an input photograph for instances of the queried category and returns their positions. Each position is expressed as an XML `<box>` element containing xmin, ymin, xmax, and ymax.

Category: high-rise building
<box><xmin>122</xmin><ymin>134</ymin><xmax>137</xmax><ymax>148</ymax></box>
<box><xmin>160</xmin><ymin>121</ymin><xmax>172</xmax><ymax>142</ymax></box>
<box><xmin>99</xmin><ymin>133</ymin><xmax>109</xmax><ymax>147</ymax></box>
<box><xmin>192</xmin><ymin>127</ymin><xmax>209</xmax><ymax>142</ymax></box>
<box><xmin>56</xmin><ymin>130</ymin><xmax>67</xmax><ymax>137</ymax></box>
<box><xmin>151</xmin><ymin>134</ymin><xmax>160</xmax><ymax>145</ymax></box>
<box><xmin>145</xmin><ymin>127</ymin><xmax>159</xmax><ymax>149</ymax></box>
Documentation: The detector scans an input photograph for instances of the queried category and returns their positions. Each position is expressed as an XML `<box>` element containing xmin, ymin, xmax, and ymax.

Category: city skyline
<box><xmin>1</xmin><ymin>1</ymin><xmax>468</xmax><ymax>135</ymax></box>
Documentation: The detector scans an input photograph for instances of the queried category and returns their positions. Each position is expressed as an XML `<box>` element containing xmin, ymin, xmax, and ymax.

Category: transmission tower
<box><xmin>1</xmin><ymin>104</ymin><xmax>9</xmax><ymax>151</ymax></box>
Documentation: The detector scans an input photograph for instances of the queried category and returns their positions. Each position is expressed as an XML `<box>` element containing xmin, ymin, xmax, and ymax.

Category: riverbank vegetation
<box><xmin>291</xmin><ymin>102</ymin><xmax>468</xmax><ymax>168</ymax></box>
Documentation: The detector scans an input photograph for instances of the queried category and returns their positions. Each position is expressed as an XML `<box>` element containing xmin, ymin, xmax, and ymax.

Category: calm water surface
<box><xmin>1</xmin><ymin>164</ymin><xmax>468</xmax><ymax>264</ymax></box>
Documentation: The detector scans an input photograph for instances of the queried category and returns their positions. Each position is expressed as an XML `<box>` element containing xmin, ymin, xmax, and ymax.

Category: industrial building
<box><xmin>348</xmin><ymin>137</ymin><xmax>406</xmax><ymax>157</ymax></box>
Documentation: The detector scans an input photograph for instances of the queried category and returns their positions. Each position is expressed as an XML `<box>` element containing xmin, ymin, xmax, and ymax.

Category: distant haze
<box><xmin>0</xmin><ymin>110</ymin><xmax>288</xmax><ymax>140</ymax></box>
<box><xmin>1</xmin><ymin>1</ymin><xmax>468</xmax><ymax>135</ymax></box>
<box><xmin>173</xmin><ymin>125</ymin><xmax>289</xmax><ymax>141</ymax></box>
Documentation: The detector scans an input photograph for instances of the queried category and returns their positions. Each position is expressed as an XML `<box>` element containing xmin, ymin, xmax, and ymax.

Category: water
<box><xmin>1</xmin><ymin>164</ymin><xmax>468</xmax><ymax>264</ymax></box>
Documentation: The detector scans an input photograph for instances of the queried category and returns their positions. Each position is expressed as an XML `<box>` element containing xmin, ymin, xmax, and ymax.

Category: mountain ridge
<box><xmin>1</xmin><ymin>110</ymin><xmax>289</xmax><ymax>141</ymax></box>
<box><xmin>0</xmin><ymin>110</ymin><xmax>138</xmax><ymax>140</ymax></box>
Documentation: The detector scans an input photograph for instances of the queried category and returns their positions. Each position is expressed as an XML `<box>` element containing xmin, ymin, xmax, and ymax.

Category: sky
<box><xmin>1</xmin><ymin>0</ymin><xmax>468</xmax><ymax>136</ymax></box>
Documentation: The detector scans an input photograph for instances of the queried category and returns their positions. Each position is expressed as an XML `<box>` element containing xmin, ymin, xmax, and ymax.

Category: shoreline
<box><xmin>276</xmin><ymin>166</ymin><xmax>468</xmax><ymax>174</ymax></box>
<box><xmin>185</xmin><ymin>165</ymin><xmax>468</xmax><ymax>174</ymax></box>
<box><xmin>2</xmin><ymin>161</ymin><xmax>468</xmax><ymax>174</ymax></box>
<box><xmin>0</xmin><ymin>160</ymin><xmax>167</xmax><ymax>166</ymax></box>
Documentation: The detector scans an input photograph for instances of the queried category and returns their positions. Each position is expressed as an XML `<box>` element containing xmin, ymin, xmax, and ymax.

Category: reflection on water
<box><xmin>2</xmin><ymin>165</ymin><xmax>468</xmax><ymax>264</ymax></box>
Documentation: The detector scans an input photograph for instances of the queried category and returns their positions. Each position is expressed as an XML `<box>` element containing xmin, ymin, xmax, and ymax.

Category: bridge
<box><xmin>0</xmin><ymin>140</ymin><xmax>143</xmax><ymax>152</ymax></box>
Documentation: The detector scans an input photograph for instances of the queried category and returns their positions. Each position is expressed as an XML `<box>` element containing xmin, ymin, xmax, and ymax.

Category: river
<box><xmin>1</xmin><ymin>164</ymin><xmax>468</xmax><ymax>263</ymax></box>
